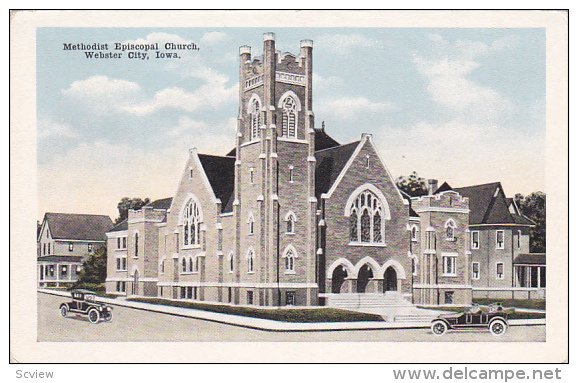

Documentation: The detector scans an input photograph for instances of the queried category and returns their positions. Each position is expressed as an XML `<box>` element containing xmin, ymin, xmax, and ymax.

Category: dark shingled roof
<box><xmin>513</xmin><ymin>253</ymin><xmax>546</xmax><ymax>265</ymax></box>
<box><xmin>400</xmin><ymin>190</ymin><xmax>419</xmax><ymax>218</ymax></box>
<box><xmin>314</xmin><ymin>141</ymin><xmax>360</xmax><ymax>199</ymax></box>
<box><xmin>453</xmin><ymin>182</ymin><xmax>515</xmax><ymax>225</ymax></box>
<box><xmin>37</xmin><ymin>255</ymin><xmax>83</xmax><ymax>263</ymax></box>
<box><xmin>435</xmin><ymin>181</ymin><xmax>453</xmax><ymax>194</ymax></box>
<box><xmin>226</xmin><ymin>128</ymin><xmax>341</xmax><ymax>156</ymax></box>
<box><xmin>109</xmin><ymin>219</ymin><xmax>128</xmax><ymax>232</ymax></box>
<box><xmin>43</xmin><ymin>213</ymin><xmax>113</xmax><ymax>241</ymax></box>
<box><xmin>146</xmin><ymin>197</ymin><xmax>173</xmax><ymax>210</ymax></box>
<box><xmin>198</xmin><ymin>154</ymin><xmax>236</xmax><ymax>213</ymax></box>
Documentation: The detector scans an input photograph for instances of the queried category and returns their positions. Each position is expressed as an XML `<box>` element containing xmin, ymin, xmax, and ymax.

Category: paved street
<box><xmin>38</xmin><ymin>293</ymin><xmax>545</xmax><ymax>342</ymax></box>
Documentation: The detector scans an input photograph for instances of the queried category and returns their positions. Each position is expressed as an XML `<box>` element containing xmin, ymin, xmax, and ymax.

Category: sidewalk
<box><xmin>38</xmin><ymin>289</ymin><xmax>545</xmax><ymax>332</ymax></box>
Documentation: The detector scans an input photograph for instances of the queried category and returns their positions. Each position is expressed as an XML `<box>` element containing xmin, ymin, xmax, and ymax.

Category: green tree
<box><xmin>76</xmin><ymin>246</ymin><xmax>107</xmax><ymax>285</ymax></box>
<box><xmin>115</xmin><ymin>197</ymin><xmax>150</xmax><ymax>224</ymax></box>
<box><xmin>396</xmin><ymin>171</ymin><xmax>429</xmax><ymax>197</ymax></box>
<box><xmin>516</xmin><ymin>192</ymin><xmax>546</xmax><ymax>253</ymax></box>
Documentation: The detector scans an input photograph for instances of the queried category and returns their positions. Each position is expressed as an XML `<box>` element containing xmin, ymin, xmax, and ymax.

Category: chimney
<box><xmin>427</xmin><ymin>179</ymin><xmax>438</xmax><ymax>195</ymax></box>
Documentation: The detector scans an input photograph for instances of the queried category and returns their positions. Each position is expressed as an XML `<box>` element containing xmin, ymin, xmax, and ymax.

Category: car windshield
<box><xmin>85</xmin><ymin>295</ymin><xmax>95</xmax><ymax>302</ymax></box>
<box><xmin>467</xmin><ymin>306</ymin><xmax>481</xmax><ymax>314</ymax></box>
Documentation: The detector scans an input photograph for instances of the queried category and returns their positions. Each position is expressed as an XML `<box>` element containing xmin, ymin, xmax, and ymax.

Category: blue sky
<box><xmin>37</xmin><ymin>28</ymin><xmax>545</xmax><ymax>218</ymax></box>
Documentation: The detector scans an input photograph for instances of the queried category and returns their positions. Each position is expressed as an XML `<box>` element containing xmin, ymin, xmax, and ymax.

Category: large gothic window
<box><xmin>281</xmin><ymin>96</ymin><xmax>297</xmax><ymax>138</ymax></box>
<box><xmin>250</xmin><ymin>98</ymin><xmax>261</xmax><ymax>141</ymax></box>
<box><xmin>183</xmin><ymin>199</ymin><xmax>202</xmax><ymax>247</ymax></box>
<box><xmin>348</xmin><ymin>190</ymin><xmax>385</xmax><ymax>244</ymax></box>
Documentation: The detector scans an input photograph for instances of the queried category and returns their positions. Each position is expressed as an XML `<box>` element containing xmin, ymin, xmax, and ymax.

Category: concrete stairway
<box><xmin>325</xmin><ymin>292</ymin><xmax>414</xmax><ymax>310</ymax></box>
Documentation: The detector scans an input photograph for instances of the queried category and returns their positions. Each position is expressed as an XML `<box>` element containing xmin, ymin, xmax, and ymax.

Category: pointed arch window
<box><xmin>282</xmin><ymin>96</ymin><xmax>297</xmax><ymax>138</ymax></box>
<box><xmin>183</xmin><ymin>199</ymin><xmax>202</xmax><ymax>247</ymax></box>
<box><xmin>228</xmin><ymin>252</ymin><xmax>234</xmax><ymax>273</ymax></box>
<box><xmin>248</xmin><ymin>213</ymin><xmax>255</xmax><ymax>235</ymax></box>
<box><xmin>181</xmin><ymin>257</ymin><xmax>187</xmax><ymax>273</ymax></box>
<box><xmin>284</xmin><ymin>249</ymin><xmax>295</xmax><ymax>273</ymax></box>
<box><xmin>250</xmin><ymin>98</ymin><xmax>261</xmax><ymax>140</ymax></box>
<box><xmin>445</xmin><ymin>219</ymin><xmax>457</xmax><ymax>241</ymax></box>
<box><xmin>285</xmin><ymin>211</ymin><xmax>296</xmax><ymax>234</ymax></box>
<box><xmin>247</xmin><ymin>249</ymin><xmax>255</xmax><ymax>273</ymax></box>
<box><xmin>347</xmin><ymin>189</ymin><xmax>386</xmax><ymax>244</ymax></box>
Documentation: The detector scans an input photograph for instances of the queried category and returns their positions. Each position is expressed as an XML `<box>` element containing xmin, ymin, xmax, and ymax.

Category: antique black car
<box><xmin>60</xmin><ymin>289</ymin><xmax>113</xmax><ymax>324</ymax></box>
<box><xmin>431</xmin><ymin>304</ymin><xmax>508</xmax><ymax>336</ymax></box>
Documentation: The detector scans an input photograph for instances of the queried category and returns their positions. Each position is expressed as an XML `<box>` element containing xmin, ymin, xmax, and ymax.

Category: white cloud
<box><xmin>37</xmin><ymin>117</ymin><xmax>78</xmax><ymax>140</ymax></box>
<box><xmin>413</xmin><ymin>35</ymin><xmax>515</xmax><ymax>121</ymax></box>
<box><xmin>313</xmin><ymin>73</ymin><xmax>343</xmax><ymax>92</ymax></box>
<box><xmin>200</xmin><ymin>31</ymin><xmax>228</xmax><ymax>45</ymax></box>
<box><xmin>315</xmin><ymin>33</ymin><xmax>389</xmax><ymax>54</ymax></box>
<box><xmin>317</xmin><ymin>96</ymin><xmax>395</xmax><ymax>119</ymax></box>
<box><xmin>61</xmin><ymin>75</ymin><xmax>141</xmax><ymax>113</ymax></box>
<box><xmin>377</xmin><ymin>120</ymin><xmax>544</xmax><ymax>195</ymax></box>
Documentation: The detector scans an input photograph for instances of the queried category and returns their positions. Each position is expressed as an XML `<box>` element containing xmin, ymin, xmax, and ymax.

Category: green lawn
<box><xmin>473</xmin><ymin>298</ymin><xmax>545</xmax><ymax>311</ymax></box>
<box><xmin>128</xmin><ymin>297</ymin><xmax>385</xmax><ymax>323</ymax></box>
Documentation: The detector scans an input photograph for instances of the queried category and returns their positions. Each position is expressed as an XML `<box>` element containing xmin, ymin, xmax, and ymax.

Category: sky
<box><xmin>37</xmin><ymin>28</ymin><xmax>545</xmax><ymax>220</ymax></box>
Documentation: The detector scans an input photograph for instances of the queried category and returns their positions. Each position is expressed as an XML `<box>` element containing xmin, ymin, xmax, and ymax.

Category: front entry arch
<box><xmin>356</xmin><ymin>264</ymin><xmax>374</xmax><ymax>293</ymax></box>
<box><xmin>331</xmin><ymin>265</ymin><xmax>348</xmax><ymax>293</ymax></box>
<box><xmin>384</xmin><ymin>266</ymin><xmax>397</xmax><ymax>292</ymax></box>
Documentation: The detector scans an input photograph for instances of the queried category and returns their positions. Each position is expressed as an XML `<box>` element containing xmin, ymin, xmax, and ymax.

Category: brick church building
<box><xmin>104</xmin><ymin>33</ymin><xmax>521</xmax><ymax>307</ymax></box>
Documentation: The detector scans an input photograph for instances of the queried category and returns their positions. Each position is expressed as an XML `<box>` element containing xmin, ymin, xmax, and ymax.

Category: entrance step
<box><xmin>325</xmin><ymin>293</ymin><xmax>415</xmax><ymax>310</ymax></box>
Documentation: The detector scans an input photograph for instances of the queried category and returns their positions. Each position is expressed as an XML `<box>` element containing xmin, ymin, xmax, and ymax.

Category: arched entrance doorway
<box><xmin>384</xmin><ymin>266</ymin><xmax>397</xmax><ymax>292</ymax></box>
<box><xmin>356</xmin><ymin>264</ymin><xmax>374</xmax><ymax>293</ymax></box>
<box><xmin>132</xmin><ymin>269</ymin><xmax>139</xmax><ymax>295</ymax></box>
<box><xmin>331</xmin><ymin>265</ymin><xmax>348</xmax><ymax>293</ymax></box>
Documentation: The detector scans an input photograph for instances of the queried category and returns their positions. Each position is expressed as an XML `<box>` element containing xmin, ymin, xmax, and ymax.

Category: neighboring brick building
<box><xmin>37</xmin><ymin>213</ymin><xmax>113</xmax><ymax>287</ymax></box>
<box><xmin>104</xmin><ymin>33</ymin><xmax>541</xmax><ymax>307</ymax></box>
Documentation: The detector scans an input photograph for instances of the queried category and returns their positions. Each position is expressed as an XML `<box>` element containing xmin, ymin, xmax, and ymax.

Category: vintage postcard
<box><xmin>10</xmin><ymin>10</ymin><xmax>568</xmax><ymax>363</ymax></box>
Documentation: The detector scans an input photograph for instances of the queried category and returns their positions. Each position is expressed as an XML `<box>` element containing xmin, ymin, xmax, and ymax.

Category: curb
<box><xmin>38</xmin><ymin>289</ymin><xmax>545</xmax><ymax>331</ymax></box>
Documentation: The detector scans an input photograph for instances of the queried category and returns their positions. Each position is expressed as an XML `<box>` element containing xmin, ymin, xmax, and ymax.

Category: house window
<box><xmin>194</xmin><ymin>257</ymin><xmax>200</xmax><ymax>273</ymax></box>
<box><xmin>88</xmin><ymin>243</ymin><xmax>93</xmax><ymax>252</ymax></box>
<box><xmin>248</xmin><ymin>214</ymin><xmax>255</xmax><ymax>235</ymax></box>
<box><xmin>471</xmin><ymin>231</ymin><xmax>480</xmax><ymax>249</ymax></box>
<box><xmin>410</xmin><ymin>225</ymin><xmax>418</xmax><ymax>242</ymax></box>
<box><xmin>183</xmin><ymin>199</ymin><xmax>202</xmax><ymax>246</ymax></box>
<box><xmin>365</xmin><ymin>154</ymin><xmax>370</xmax><ymax>169</ymax></box>
<box><xmin>250</xmin><ymin>98</ymin><xmax>261</xmax><ymax>140</ymax></box>
<box><xmin>43</xmin><ymin>243</ymin><xmax>46</xmax><ymax>255</ymax></box>
<box><xmin>289</xmin><ymin>166</ymin><xmax>294</xmax><ymax>182</ymax></box>
<box><xmin>189</xmin><ymin>167</ymin><xmax>193</xmax><ymax>179</ymax></box>
<box><xmin>444</xmin><ymin>291</ymin><xmax>455</xmax><ymax>304</ymax></box>
<box><xmin>116</xmin><ymin>258</ymin><xmax>121</xmax><ymax>271</ymax></box>
<box><xmin>68</xmin><ymin>243</ymin><xmax>74</xmax><ymax>252</ymax></box>
<box><xmin>250</xmin><ymin>168</ymin><xmax>255</xmax><ymax>184</ymax></box>
<box><xmin>517</xmin><ymin>230</ymin><xmax>522</xmax><ymax>249</ymax></box>
<box><xmin>412</xmin><ymin>258</ymin><xmax>417</xmax><ymax>276</ymax></box>
<box><xmin>281</xmin><ymin>96</ymin><xmax>297</xmax><ymax>138</ymax></box>
<box><xmin>496</xmin><ymin>262</ymin><xmax>504</xmax><ymax>279</ymax></box>
<box><xmin>472</xmin><ymin>262</ymin><xmax>480</xmax><ymax>280</ymax></box>
<box><xmin>348</xmin><ymin>190</ymin><xmax>385</xmax><ymax>244</ymax></box>
<box><xmin>48</xmin><ymin>265</ymin><xmax>55</xmax><ymax>277</ymax></box>
<box><xmin>134</xmin><ymin>233</ymin><xmax>139</xmax><ymax>257</ymax></box>
<box><xmin>187</xmin><ymin>257</ymin><xmax>193</xmax><ymax>273</ymax></box>
<box><xmin>442</xmin><ymin>255</ymin><xmax>457</xmax><ymax>276</ymax></box>
<box><xmin>228</xmin><ymin>287</ymin><xmax>233</xmax><ymax>303</ymax></box>
<box><xmin>61</xmin><ymin>265</ymin><xmax>68</xmax><ymax>276</ymax></box>
<box><xmin>247</xmin><ymin>290</ymin><xmax>254</xmax><ymax>305</ymax></box>
<box><xmin>116</xmin><ymin>281</ymin><xmax>126</xmax><ymax>292</ymax></box>
<box><xmin>285</xmin><ymin>291</ymin><xmax>296</xmax><ymax>306</ymax></box>
<box><xmin>117</xmin><ymin>237</ymin><xmax>121</xmax><ymax>249</ymax></box>
<box><xmin>445</xmin><ymin>219</ymin><xmax>456</xmax><ymax>241</ymax></box>
<box><xmin>284</xmin><ymin>248</ymin><xmax>296</xmax><ymax>273</ymax></box>
<box><xmin>160</xmin><ymin>259</ymin><xmax>165</xmax><ymax>273</ymax></box>
<box><xmin>47</xmin><ymin>243</ymin><xmax>50</xmax><ymax>255</ymax></box>
<box><xmin>496</xmin><ymin>230</ymin><xmax>505</xmax><ymax>249</ymax></box>
<box><xmin>247</xmin><ymin>249</ymin><xmax>255</xmax><ymax>273</ymax></box>
<box><xmin>122</xmin><ymin>237</ymin><xmax>127</xmax><ymax>249</ymax></box>
<box><xmin>121</xmin><ymin>258</ymin><xmax>127</xmax><ymax>271</ymax></box>
<box><xmin>228</xmin><ymin>253</ymin><xmax>234</xmax><ymax>273</ymax></box>
<box><xmin>181</xmin><ymin>257</ymin><xmax>187</xmax><ymax>273</ymax></box>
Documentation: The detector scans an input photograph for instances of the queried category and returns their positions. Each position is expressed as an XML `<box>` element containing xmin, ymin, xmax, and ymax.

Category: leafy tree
<box><xmin>516</xmin><ymin>192</ymin><xmax>546</xmax><ymax>253</ymax></box>
<box><xmin>115</xmin><ymin>197</ymin><xmax>150</xmax><ymax>224</ymax></box>
<box><xmin>396</xmin><ymin>171</ymin><xmax>429</xmax><ymax>197</ymax></box>
<box><xmin>76</xmin><ymin>246</ymin><xmax>107</xmax><ymax>285</ymax></box>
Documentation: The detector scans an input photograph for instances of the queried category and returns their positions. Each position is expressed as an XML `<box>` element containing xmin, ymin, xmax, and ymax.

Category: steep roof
<box><xmin>146</xmin><ymin>197</ymin><xmax>173</xmax><ymax>210</ymax></box>
<box><xmin>43</xmin><ymin>213</ymin><xmax>113</xmax><ymax>241</ymax></box>
<box><xmin>225</xmin><ymin>128</ymin><xmax>341</xmax><ymax>156</ymax></box>
<box><xmin>434</xmin><ymin>181</ymin><xmax>453</xmax><ymax>194</ymax></box>
<box><xmin>400</xmin><ymin>190</ymin><xmax>419</xmax><ymax>217</ymax></box>
<box><xmin>453</xmin><ymin>182</ymin><xmax>517</xmax><ymax>225</ymax></box>
<box><xmin>314</xmin><ymin>141</ymin><xmax>360</xmax><ymax>199</ymax></box>
<box><xmin>198</xmin><ymin>154</ymin><xmax>236</xmax><ymax>213</ymax></box>
<box><xmin>109</xmin><ymin>219</ymin><xmax>128</xmax><ymax>232</ymax></box>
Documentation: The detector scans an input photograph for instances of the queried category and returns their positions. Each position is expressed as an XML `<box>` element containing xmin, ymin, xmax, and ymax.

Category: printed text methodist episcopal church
<box><xmin>105</xmin><ymin>33</ymin><xmax>533</xmax><ymax>307</ymax></box>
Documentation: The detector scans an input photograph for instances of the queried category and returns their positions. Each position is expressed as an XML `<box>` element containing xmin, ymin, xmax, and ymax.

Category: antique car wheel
<box><xmin>88</xmin><ymin>309</ymin><xmax>100</xmax><ymax>324</ymax></box>
<box><xmin>489</xmin><ymin>319</ymin><xmax>507</xmax><ymax>336</ymax></box>
<box><xmin>431</xmin><ymin>320</ymin><xmax>448</xmax><ymax>336</ymax></box>
<box><xmin>60</xmin><ymin>306</ymin><xmax>68</xmax><ymax>317</ymax></box>
<box><xmin>103</xmin><ymin>310</ymin><xmax>113</xmax><ymax>322</ymax></box>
